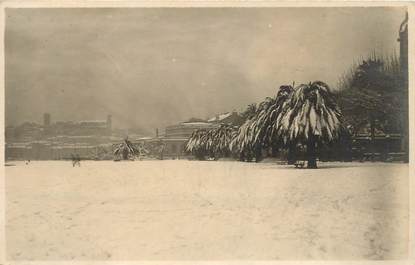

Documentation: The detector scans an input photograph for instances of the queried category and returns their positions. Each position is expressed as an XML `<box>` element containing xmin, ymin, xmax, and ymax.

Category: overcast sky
<box><xmin>5</xmin><ymin>7</ymin><xmax>406</xmax><ymax>132</ymax></box>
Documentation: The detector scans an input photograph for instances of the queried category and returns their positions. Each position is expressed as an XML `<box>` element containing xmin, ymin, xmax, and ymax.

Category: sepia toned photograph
<box><xmin>2</xmin><ymin>3</ymin><xmax>412</xmax><ymax>262</ymax></box>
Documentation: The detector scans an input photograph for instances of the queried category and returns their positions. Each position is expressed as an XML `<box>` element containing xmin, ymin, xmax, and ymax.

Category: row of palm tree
<box><xmin>186</xmin><ymin>81</ymin><xmax>344</xmax><ymax>168</ymax></box>
<box><xmin>186</xmin><ymin>124</ymin><xmax>237</xmax><ymax>160</ymax></box>
<box><xmin>231</xmin><ymin>85</ymin><xmax>295</xmax><ymax>162</ymax></box>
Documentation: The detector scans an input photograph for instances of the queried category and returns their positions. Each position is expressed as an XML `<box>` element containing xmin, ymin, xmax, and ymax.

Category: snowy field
<box><xmin>5</xmin><ymin>160</ymin><xmax>408</xmax><ymax>260</ymax></box>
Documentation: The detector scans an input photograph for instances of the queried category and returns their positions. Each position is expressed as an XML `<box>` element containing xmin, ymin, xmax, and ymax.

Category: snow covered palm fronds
<box><xmin>232</xmin><ymin>85</ymin><xmax>294</xmax><ymax>153</ymax></box>
<box><xmin>276</xmin><ymin>81</ymin><xmax>343</xmax><ymax>143</ymax></box>
<box><xmin>211</xmin><ymin>124</ymin><xmax>237</xmax><ymax>156</ymax></box>
<box><xmin>136</xmin><ymin>143</ymin><xmax>150</xmax><ymax>157</ymax></box>
<box><xmin>186</xmin><ymin>125</ymin><xmax>237</xmax><ymax>159</ymax></box>
<box><xmin>186</xmin><ymin>129</ymin><xmax>209</xmax><ymax>155</ymax></box>
<box><xmin>187</xmin><ymin>81</ymin><xmax>343</xmax><ymax>166</ymax></box>
<box><xmin>253</xmin><ymin>85</ymin><xmax>294</xmax><ymax>146</ymax></box>
<box><xmin>114</xmin><ymin>138</ymin><xmax>148</xmax><ymax>160</ymax></box>
<box><xmin>230</xmin><ymin>118</ymin><xmax>255</xmax><ymax>154</ymax></box>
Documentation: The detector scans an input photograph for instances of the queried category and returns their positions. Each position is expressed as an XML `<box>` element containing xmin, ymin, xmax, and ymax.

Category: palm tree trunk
<box><xmin>246</xmin><ymin>150</ymin><xmax>253</xmax><ymax>162</ymax></box>
<box><xmin>287</xmin><ymin>141</ymin><xmax>297</xmax><ymax>164</ymax></box>
<box><xmin>122</xmin><ymin>149</ymin><xmax>129</xmax><ymax>160</ymax></box>
<box><xmin>239</xmin><ymin>151</ymin><xmax>245</xmax><ymax>162</ymax></box>
<box><xmin>306</xmin><ymin>138</ymin><xmax>317</xmax><ymax>169</ymax></box>
<box><xmin>271</xmin><ymin>144</ymin><xmax>278</xmax><ymax>157</ymax></box>
<box><xmin>255</xmin><ymin>143</ymin><xmax>262</xmax><ymax>162</ymax></box>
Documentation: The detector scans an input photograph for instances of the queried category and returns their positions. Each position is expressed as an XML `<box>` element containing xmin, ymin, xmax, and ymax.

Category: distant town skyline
<box><xmin>5</xmin><ymin>7</ymin><xmax>406</xmax><ymax>130</ymax></box>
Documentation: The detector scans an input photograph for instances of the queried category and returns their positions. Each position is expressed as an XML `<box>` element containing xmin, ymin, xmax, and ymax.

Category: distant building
<box><xmin>186</xmin><ymin>117</ymin><xmax>208</xmax><ymax>123</ymax></box>
<box><xmin>207</xmin><ymin>111</ymin><xmax>243</xmax><ymax>125</ymax></box>
<box><xmin>5</xmin><ymin>114</ymin><xmax>115</xmax><ymax>160</ymax></box>
<box><xmin>5</xmin><ymin>142</ymin><xmax>31</xmax><ymax>160</ymax></box>
<box><xmin>51</xmin><ymin>116</ymin><xmax>111</xmax><ymax>136</ymax></box>
<box><xmin>5</xmin><ymin>126</ymin><xmax>16</xmax><ymax>143</ymax></box>
<box><xmin>165</xmin><ymin>121</ymin><xmax>216</xmax><ymax>138</ymax></box>
<box><xmin>5</xmin><ymin>140</ymin><xmax>117</xmax><ymax>161</ymax></box>
<box><xmin>164</xmin><ymin>121</ymin><xmax>217</xmax><ymax>157</ymax></box>
<box><xmin>78</xmin><ymin>120</ymin><xmax>108</xmax><ymax>135</ymax></box>
<box><xmin>13</xmin><ymin>122</ymin><xmax>43</xmax><ymax>142</ymax></box>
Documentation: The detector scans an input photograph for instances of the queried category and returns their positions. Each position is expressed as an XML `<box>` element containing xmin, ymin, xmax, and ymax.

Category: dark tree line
<box><xmin>336</xmin><ymin>53</ymin><xmax>408</xmax><ymax>161</ymax></box>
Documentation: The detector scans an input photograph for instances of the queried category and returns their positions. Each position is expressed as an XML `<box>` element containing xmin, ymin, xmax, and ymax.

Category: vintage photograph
<box><xmin>3</xmin><ymin>5</ymin><xmax>410</xmax><ymax>261</ymax></box>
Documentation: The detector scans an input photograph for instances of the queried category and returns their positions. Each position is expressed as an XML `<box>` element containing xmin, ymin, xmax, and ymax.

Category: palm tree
<box><xmin>210</xmin><ymin>124</ymin><xmax>237</xmax><ymax>159</ymax></box>
<box><xmin>113</xmin><ymin>138</ymin><xmax>140</xmax><ymax>160</ymax></box>
<box><xmin>186</xmin><ymin>129</ymin><xmax>209</xmax><ymax>160</ymax></box>
<box><xmin>240</xmin><ymin>103</ymin><xmax>257</xmax><ymax>121</ymax></box>
<box><xmin>231</xmin><ymin>118</ymin><xmax>256</xmax><ymax>161</ymax></box>
<box><xmin>252</xmin><ymin>85</ymin><xmax>295</xmax><ymax>160</ymax></box>
<box><xmin>186</xmin><ymin>125</ymin><xmax>237</xmax><ymax>160</ymax></box>
<box><xmin>275</xmin><ymin>81</ymin><xmax>343</xmax><ymax>168</ymax></box>
<box><xmin>231</xmin><ymin>85</ymin><xmax>294</xmax><ymax>162</ymax></box>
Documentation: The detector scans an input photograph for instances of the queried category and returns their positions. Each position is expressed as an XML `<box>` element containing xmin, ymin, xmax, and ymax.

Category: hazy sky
<box><xmin>5</xmin><ymin>7</ymin><xmax>406</xmax><ymax>131</ymax></box>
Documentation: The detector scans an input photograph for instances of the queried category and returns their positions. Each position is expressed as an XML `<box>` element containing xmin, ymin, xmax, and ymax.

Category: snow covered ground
<box><xmin>5</xmin><ymin>160</ymin><xmax>408</xmax><ymax>260</ymax></box>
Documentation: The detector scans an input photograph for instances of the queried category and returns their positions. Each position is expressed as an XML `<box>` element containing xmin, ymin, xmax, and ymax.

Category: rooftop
<box><xmin>207</xmin><ymin>112</ymin><xmax>233</xmax><ymax>122</ymax></box>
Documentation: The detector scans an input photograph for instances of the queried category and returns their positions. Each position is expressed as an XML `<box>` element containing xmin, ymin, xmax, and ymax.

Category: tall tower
<box><xmin>106</xmin><ymin>115</ymin><xmax>112</xmax><ymax>135</ymax></box>
<box><xmin>43</xmin><ymin>113</ymin><xmax>51</xmax><ymax>127</ymax></box>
